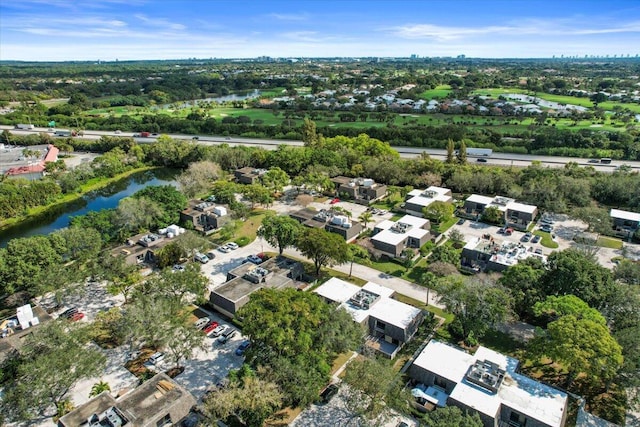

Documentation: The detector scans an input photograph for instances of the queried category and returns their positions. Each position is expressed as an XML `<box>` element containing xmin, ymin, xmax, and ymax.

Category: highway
<box><xmin>3</xmin><ymin>125</ymin><xmax>640</xmax><ymax>172</ymax></box>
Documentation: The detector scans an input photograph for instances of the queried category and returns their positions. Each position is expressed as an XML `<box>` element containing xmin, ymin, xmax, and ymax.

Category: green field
<box><xmin>419</xmin><ymin>84</ymin><xmax>453</xmax><ymax>100</ymax></box>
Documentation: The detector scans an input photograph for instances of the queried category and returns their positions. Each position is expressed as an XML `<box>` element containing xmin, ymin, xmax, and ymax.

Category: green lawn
<box><xmin>419</xmin><ymin>85</ymin><xmax>452</xmax><ymax>100</ymax></box>
<box><xmin>533</xmin><ymin>230</ymin><xmax>559</xmax><ymax>248</ymax></box>
<box><xmin>368</xmin><ymin>258</ymin><xmax>408</xmax><ymax>277</ymax></box>
<box><xmin>431</xmin><ymin>216</ymin><xmax>458</xmax><ymax>234</ymax></box>
<box><xmin>596</xmin><ymin>236</ymin><xmax>623</xmax><ymax>249</ymax></box>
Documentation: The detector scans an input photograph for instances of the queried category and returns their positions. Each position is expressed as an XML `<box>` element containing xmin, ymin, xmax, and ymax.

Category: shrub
<box><xmin>236</xmin><ymin>236</ymin><xmax>251</xmax><ymax>247</ymax></box>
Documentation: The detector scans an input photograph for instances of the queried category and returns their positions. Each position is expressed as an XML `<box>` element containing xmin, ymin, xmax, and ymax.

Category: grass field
<box><xmin>533</xmin><ymin>230</ymin><xmax>560</xmax><ymax>248</ymax></box>
<box><xmin>419</xmin><ymin>84</ymin><xmax>453</xmax><ymax>100</ymax></box>
<box><xmin>596</xmin><ymin>236</ymin><xmax>623</xmax><ymax>249</ymax></box>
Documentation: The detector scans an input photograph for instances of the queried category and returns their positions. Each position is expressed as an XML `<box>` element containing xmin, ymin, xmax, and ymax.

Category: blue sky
<box><xmin>1</xmin><ymin>0</ymin><xmax>639</xmax><ymax>61</ymax></box>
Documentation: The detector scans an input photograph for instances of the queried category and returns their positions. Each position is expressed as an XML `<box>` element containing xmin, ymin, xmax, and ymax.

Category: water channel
<box><xmin>0</xmin><ymin>169</ymin><xmax>177</xmax><ymax>247</ymax></box>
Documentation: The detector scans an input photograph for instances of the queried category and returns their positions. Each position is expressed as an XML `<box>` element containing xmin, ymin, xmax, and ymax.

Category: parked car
<box><xmin>329</xmin><ymin>198</ymin><xmax>340</xmax><ymax>204</ymax></box>
<box><xmin>203</xmin><ymin>321</ymin><xmax>220</xmax><ymax>336</ymax></box>
<box><xmin>194</xmin><ymin>252</ymin><xmax>209</xmax><ymax>264</ymax></box>
<box><xmin>60</xmin><ymin>307</ymin><xmax>79</xmax><ymax>318</ymax></box>
<box><xmin>535</xmin><ymin>248</ymin><xmax>543</xmax><ymax>255</ymax></box>
<box><xmin>172</xmin><ymin>264</ymin><xmax>186</xmax><ymax>272</ymax></box>
<box><xmin>217</xmin><ymin>329</ymin><xmax>237</xmax><ymax>344</ymax></box>
<box><xmin>504</xmin><ymin>228</ymin><xmax>514</xmax><ymax>236</ymax></box>
<box><xmin>126</xmin><ymin>350</ymin><xmax>141</xmax><ymax>361</ymax></box>
<box><xmin>522</xmin><ymin>232</ymin><xmax>532</xmax><ymax>242</ymax></box>
<box><xmin>317</xmin><ymin>384</ymin><xmax>339</xmax><ymax>405</ymax></box>
<box><xmin>457</xmin><ymin>218</ymin><xmax>466</xmax><ymax>225</ymax></box>
<box><xmin>235</xmin><ymin>340</ymin><xmax>251</xmax><ymax>356</ymax></box>
<box><xmin>70</xmin><ymin>312</ymin><xmax>85</xmax><ymax>321</ymax></box>
<box><xmin>218</xmin><ymin>245</ymin><xmax>231</xmax><ymax>253</ymax></box>
<box><xmin>206</xmin><ymin>251</ymin><xmax>217</xmax><ymax>260</ymax></box>
<box><xmin>226</xmin><ymin>242</ymin><xmax>239</xmax><ymax>250</ymax></box>
<box><xmin>245</xmin><ymin>255</ymin><xmax>263</xmax><ymax>265</ymax></box>
<box><xmin>540</xmin><ymin>225</ymin><xmax>554</xmax><ymax>233</ymax></box>
<box><xmin>211</xmin><ymin>325</ymin><xmax>228</xmax><ymax>337</ymax></box>
<box><xmin>531</xmin><ymin>235</ymin><xmax>541</xmax><ymax>244</ymax></box>
<box><xmin>147</xmin><ymin>352</ymin><xmax>165</xmax><ymax>365</ymax></box>
<box><xmin>397</xmin><ymin>423</ymin><xmax>410</xmax><ymax>427</ymax></box>
<box><xmin>194</xmin><ymin>317</ymin><xmax>210</xmax><ymax>330</ymax></box>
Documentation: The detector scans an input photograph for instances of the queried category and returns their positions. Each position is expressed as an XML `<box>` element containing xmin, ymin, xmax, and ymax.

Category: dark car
<box><xmin>192</xmin><ymin>136</ymin><xmax>199</xmax><ymax>140</ymax></box>
<box><xmin>317</xmin><ymin>384</ymin><xmax>339</xmax><ymax>405</ymax></box>
<box><xmin>397</xmin><ymin>423</ymin><xmax>410</xmax><ymax>427</ymax></box>
<box><xmin>457</xmin><ymin>218</ymin><xmax>466</xmax><ymax>225</ymax></box>
<box><xmin>61</xmin><ymin>307</ymin><xmax>79</xmax><ymax>318</ymax></box>
<box><xmin>476</xmin><ymin>158</ymin><xmax>488</xmax><ymax>163</ymax></box>
<box><xmin>235</xmin><ymin>340</ymin><xmax>251</xmax><ymax>356</ymax></box>
<box><xmin>531</xmin><ymin>235</ymin><xmax>541</xmax><ymax>244</ymax></box>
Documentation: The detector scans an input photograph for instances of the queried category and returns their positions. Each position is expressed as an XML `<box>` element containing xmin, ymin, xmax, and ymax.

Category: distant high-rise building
<box><xmin>410</xmin><ymin>54</ymin><xmax>418</xmax><ymax>59</ymax></box>
<box><xmin>457</xmin><ymin>54</ymin><xmax>466</xmax><ymax>59</ymax></box>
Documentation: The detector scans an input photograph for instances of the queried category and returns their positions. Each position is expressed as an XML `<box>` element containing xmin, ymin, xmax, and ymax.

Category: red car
<box><xmin>70</xmin><ymin>312</ymin><xmax>85</xmax><ymax>322</ymax></box>
<box><xmin>203</xmin><ymin>321</ymin><xmax>220</xmax><ymax>336</ymax></box>
<box><xmin>329</xmin><ymin>198</ymin><xmax>340</xmax><ymax>204</ymax></box>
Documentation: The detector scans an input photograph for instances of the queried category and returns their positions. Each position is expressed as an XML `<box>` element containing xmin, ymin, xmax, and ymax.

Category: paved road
<box><xmin>3</xmin><ymin>125</ymin><xmax>639</xmax><ymax>171</ymax></box>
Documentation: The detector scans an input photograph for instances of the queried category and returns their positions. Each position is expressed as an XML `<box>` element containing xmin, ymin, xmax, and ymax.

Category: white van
<box><xmin>147</xmin><ymin>352</ymin><xmax>165</xmax><ymax>365</ymax></box>
<box><xmin>194</xmin><ymin>252</ymin><xmax>209</xmax><ymax>264</ymax></box>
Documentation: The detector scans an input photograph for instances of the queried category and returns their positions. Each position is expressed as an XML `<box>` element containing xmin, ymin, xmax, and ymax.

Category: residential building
<box><xmin>371</xmin><ymin>215</ymin><xmax>430</xmax><ymax>258</ymax></box>
<box><xmin>408</xmin><ymin>340</ymin><xmax>568</xmax><ymax>427</ymax></box>
<box><xmin>404</xmin><ymin>187</ymin><xmax>453</xmax><ymax>217</ymax></box>
<box><xmin>58</xmin><ymin>373</ymin><xmax>196</xmax><ymax>427</ymax></box>
<box><xmin>610</xmin><ymin>209</ymin><xmax>640</xmax><ymax>239</ymax></box>
<box><xmin>331</xmin><ymin>176</ymin><xmax>388</xmax><ymax>205</ymax></box>
<box><xmin>290</xmin><ymin>208</ymin><xmax>363</xmax><ymax>242</ymax></box>
<box><xmin>314</xmin><ymin>278</ymin><xmax>424</xmax><ymax>359</ymax></box>
<box><xmin>210</xmin><ymin>256</ymin><xmax>305</xmax><ymax>318</ymax></box>
<box><xmin>233</xmin><ymin>167</ymin><xmax>266</xmax><ymax>184</ymax></box>
<box><xmin>180</xmin><ymin>200</ymin><xmax>231</xmax><ymax>235</ymax></box>
<box><xmin>463</xmin><ymin>195</ymin><xmax>537</xmax><ymax>230</ymax></box>
<box><xmin>111</xmin><ymin>232</ymin><xmax>169</xmax><ymax>266</ymax></box>
<box><xmin>461</xmin><ymin>236</ymin><xmax>543</xmax><ymax>273</ymax></box>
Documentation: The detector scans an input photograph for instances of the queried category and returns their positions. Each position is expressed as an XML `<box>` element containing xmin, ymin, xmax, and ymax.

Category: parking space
<box><xmin>199</xmin><ymin>243</ymin><xmax>266</xmax><ymax>288</ymax></box>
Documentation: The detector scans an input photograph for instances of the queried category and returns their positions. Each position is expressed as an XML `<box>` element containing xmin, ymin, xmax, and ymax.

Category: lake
<box><xmin>0</xmin><ymin>169</ymin><xmax>177</xmax><ymax>247</ymax></box>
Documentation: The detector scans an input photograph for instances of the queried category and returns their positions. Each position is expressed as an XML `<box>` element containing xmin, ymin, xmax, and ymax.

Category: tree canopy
<box><xmin>257</xmin><ymin>214</ymin><xmax>303</xmax><ymax>255</ymax></box>
<box><xmin>296</xmin><ymin>227</ymin><xmax>349</xmax><ymax>276</ymax></box>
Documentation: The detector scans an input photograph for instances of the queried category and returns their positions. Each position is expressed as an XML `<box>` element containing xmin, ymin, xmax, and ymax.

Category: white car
<box><xmin>210</xmin><ymin>324</ymin><xmax>228</xmax><ymax>337</ymax></box>
<box><xmin>226</xmin><ymin>242</ymin><xmax>239</xmax><ymax>250</ymax></box>
<box><xmin>218</xmin><ymin>245</ymin><xmax>231</xmax><ymax>253</ymax></box>
<box><xmin>194</xmin><ymin>317</ymin><xmax>210</xmax><ymax>330</ymax></box>
<box><xmin>144</xmin><ymin>352</ymin><xmax>165</xmax><ymax>367</ymax></box>
<box><xmin>245</xmin><ymin>255</ymin><xmax>263</xmax><ymax>265</ymax></box>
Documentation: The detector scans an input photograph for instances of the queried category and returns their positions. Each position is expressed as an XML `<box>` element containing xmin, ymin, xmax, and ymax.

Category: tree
<box><xmin>89</xmin><ymin>381</ymin><xmax>111</xmax><ymax>397</ymax></box>
<box><xmin>531</xmin><ymin>295</ymin><xmax>623</xmax><ymax>388</ymax></box>
<box><xmin>262</xmin><ymin>167</ymin><xmax>290</xmax><ymax>193</ymax></box>
<box><xmin>457</xmin><ymin>140</ymin><xmax>467</xmax><ymax>164</ymax></box>
<box><xmin>613</xmin><ymin>259</ymin><xmax>640</xmax><ymax>285</ymax></box>
<box><xmin>342</xmin><ymin>355</ymin><xmax>409</xmax><ymax>423</ymax></box>
<box><xmin>430</xmin><ymin>243</ymin><xmax>461</xmax><ymax>266</ymax></box>
<box><xmin>572</xmin><ymin>206</ymin><xmax>612</xmax><ymax>235</ymax></box>
<box><xmin>0</xmin><ymin>321</ymin><xmax>106</xmax><ymax>422</ymax></box>
<box><xmin>116</xmin><ymin>197</ymin><xmax>164</xmax><ymax>233</ymax></box>
<box><xmin>50</xmin><ymin>226</ymin><xmax>102</xmax><ymax>262</ymax></box>
<box><xmin>448</xmin><ymin>228</ymin><xmax>465</xmax><ymax>244</ymax></box>
<box><xmin>164</xmin><ymin>320</ymin><xmax>208</xmax><ymax>369</ymax></box>
<box><xmin>358</xmin><ymin>211</ymin><xmax>373</xmax><ymax>229</ymax></box>
<box><xmin>203</xmin><ymin>376</ymin><xmax>283</xmax><ymax>427</ymax></box>
<box><xmin>301</xmin><ymin>118</ymin><xmax>320</xmax><ymax>147</ymax></box>
<box><xmin>541</xmin><ymin>249</ymin><xmax>615</xmax><ymax>310</ymax></box>
<box><xmin>176</xmin><ymin>160</ymin><xmax>221</xmax><ymax>198</ymax></box>
<box><xmin>155</xmin><ymin>242</ymin><xmax>184</xmax><ymax>269</ymax></box>
<box><xmin>296</xmin><ymin>227</ymin><xmax>349</xmax><ymax>276</ymax></box>
<box><xmin>498</xmin><ymin>257</ymin><xmax>546</xmax><ymax>320</ymax></box>
<box><xmin>421</xmin><ymin>406</ymin><xmax>482</xmax><ymax>427</ymax></box>
<box><xmin>150</xmin><ymin>263</ymin><xmax>207</xmax><ymax>305</ymax></box>
<box><xmin>346</xmin><ymin>244</ymin><xmax>370</xmax><ymax>277</ymax></box>
<box><xmin>446</xmin><ymin>138</ymin><xmax>456</xmax><ymax>164</ymax></box>
<box><xmin>258</xmin><ymin>214</ymin><xmax>303</xmax><ymax>255</ymax></box>
<box><xmin>481</xmin><ymin>206</ymin><xmax>503</xmax><ymax>224</ymax></box>
<box><xmin>242</xmin><ymin>184</ymin><xmax>273</xmax><ymax>208</ymax></box>
<box><xmin>132</xmin><ymin>185</ymin><xmax>187</xmax><ymax>226</ymax></box>
<box><xmin>435</xmin><ymin>275</ymin><xmax>512</xmax><ymax>343</ymax></box>
<box><xmin>423</xmin><ymin>201</ymin><xmax>454</xmax><ymax>224</ymax></box>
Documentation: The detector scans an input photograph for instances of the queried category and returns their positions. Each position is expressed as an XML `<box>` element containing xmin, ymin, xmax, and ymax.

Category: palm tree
<box><xmin>358</xmin><ymin>211</ymin><xmax>373</xmax><ymax>229</ymax></box>
<box><xmin>89</xmin><ymin>380</ymin><xmax>111</xmax><ymax>397</ymax></box>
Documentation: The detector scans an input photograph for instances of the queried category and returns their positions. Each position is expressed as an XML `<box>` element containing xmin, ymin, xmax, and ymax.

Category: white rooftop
<box><xmin>314</xmin><ymin>277</ymin><xmax>360</xmax><ymax>304</ymax></box>
<box><xmin>406</xmin><ymin>187</ymin><xmax>452</xmax><ymax>208</ymax></box>
<box><xmin>413</xmin><ymin>340</ymin><xmax>567</xmax><ymax>427</ymax></box>
<box><xmin>610</xmin><ymin>208</ymin><xmax>640</xmax><ymax>222</ymax></box>
<box><xmin>314</xmin><ymin>278</ymin><xmax>422</xmax><ymax>330</ymax></box>
<box><xmin>372</xmin><ymin>215</ymin><xmax>429</xmax><ymax>246</ymax></box>
<box><xmin>506</xmin><ymin>201</ymin><xmax>537</xmax><ymax>215</ymax></box>
<box><xmin>466</xmin><ymin>194</ymin><xmax>536</xmax><ymax>214</ymax></box>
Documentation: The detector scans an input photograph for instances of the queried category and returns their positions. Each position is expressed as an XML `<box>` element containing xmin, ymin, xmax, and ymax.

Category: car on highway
<box><xmin>476</xmin><ymin>158</ymin><xmax>488</xmax><ymax>163</ymax></box>
<box><xmin>192</xmin><ymin>136</ymin><xmax>199</xmax><ymax>140</ymax></box>
<box><xmin>235</xmin><ymin>340</ymin><xmax>251</xmax><ymax>356</ymax></box>
<box><xmin>225</xmin><ymin>137</ymin><xmax>231</xmax><ymax>140</ymax></box>
<box><xmin>317</xmin><ymin>384</ymin><xmax>339</xmax><ymax>405</ymax></box>
<box><xmin>588</xmin><ymin>159</ymin><xmax>600</xmax><ymax>163</ymax></box>
<box><xmin>203</xmin><ymin>321</ymin><xmax>220</xmax><ymax>336</ymax></box>
<box><xmin>226</xmin><ymin>242</ymin><xmax>239</xmax><ymax>250</ymax></box>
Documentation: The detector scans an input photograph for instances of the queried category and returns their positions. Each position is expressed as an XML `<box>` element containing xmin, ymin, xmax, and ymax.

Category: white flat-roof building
<box><xmin>610</xmin><ymin>209</ymin><xmax>640</xmax><ymax>238</ymax></box>
<box><xmin>409</xmin><ymin>340</ymin><xmax>568</xmax><ymax>427</ymax></box>
<box><xmin>404</xmin><ymin>186</ymin><xmax>453</xmax><ymax>217</ymax></box>
<box><xmin>463</xmin><ymin>195</ymin><xmax>538</xmax><ymax>230</ymax></box>
<box><xmin>314</xmin><ymin>278</ymin><xmax>424</xmax><ymax>359</ymax></box>
<box><xmin>371</xmin><ymin>215</ymin><xmax>431</xmax><ymax>258</ymax></box>
<box><xmin>461</xmin><ymin>236</ymin><xmax>544</xmax><ymax>273</ymax></box>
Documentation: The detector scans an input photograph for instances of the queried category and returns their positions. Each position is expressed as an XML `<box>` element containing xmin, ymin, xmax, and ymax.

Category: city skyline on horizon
<box><xmin>1</xmin><ymin>0</ymin><xmax>639</xmax><ymax>62</ymax></box>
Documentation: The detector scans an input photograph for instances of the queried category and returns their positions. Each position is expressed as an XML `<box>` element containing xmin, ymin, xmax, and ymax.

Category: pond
<box><xmin>0</xmin><ymin>169</ymin><xmax>177</xmax><ymax>247</ymax></box>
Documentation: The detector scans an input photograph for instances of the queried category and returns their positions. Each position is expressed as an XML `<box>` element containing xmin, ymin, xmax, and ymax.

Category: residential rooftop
<box><xmin>463</xmin><ymin>236</ymin><xmax>539</xmax><ymax>267</ymax></box>
<box><xmin>405</xmin><ymin>186</ymin><xmax>453</xmax><ymax>208</ymax></box>
<box><xmin>372</xmin><ymin>215</ymin><xmax>429</xmax><ymax>245</ymax></box>
<box><xmin>610</xmin><ymin>208</ymin><xmax>640</xmax><ymax>222</ymax></box>
<box><xmin>466</xmin><ymin>194</ymin><xmax>537</xmax><ymax>214</ymax></box>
